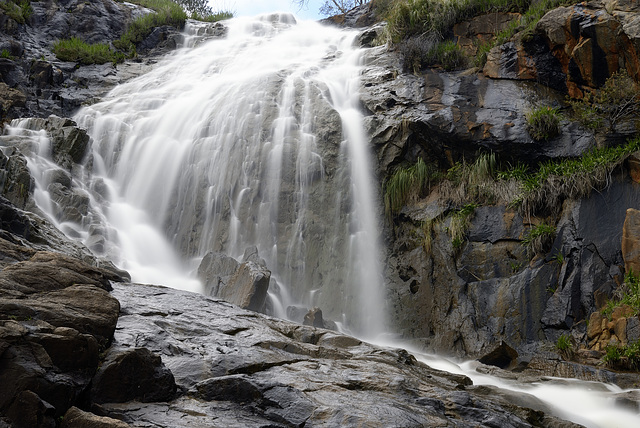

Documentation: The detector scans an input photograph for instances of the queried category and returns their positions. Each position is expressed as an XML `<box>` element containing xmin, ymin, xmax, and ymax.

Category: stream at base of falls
<box><xmin>2</xmin><ymin>13</ymin><xmax>640</xmax><ymax>428</ymax></box>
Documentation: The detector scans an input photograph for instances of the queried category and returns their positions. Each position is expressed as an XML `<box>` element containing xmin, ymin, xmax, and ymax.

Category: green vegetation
<box><xmin>52</xmin><ymin>0</ymin><xmax>232</xmax><ymax>65</ymax></box>
<box><xmin>0</xmin><ymin>49</ymin><xmax>14</xmax><ymax>60</ymax></box>
<box><xmin>52</xmin><ymin>38</ymin><xmax>125</xmax><ymax>65</ymax></box>
<box><xmin>568</xmin><ymin>70</ymin><xmax>640</xmax><ymax>132</ymax></box>
<box><xmin>526</xmin><ymin>106</ymin><xmax>561</xmax><ymax>141</ymax></box>
<box><xmin>556</xmin><ymin>334</ymin><xmax>573</xmax><ymax>359</ymax></box>
<box><xmin>113</xmin><ymin>0</ymin><xmax>188</xmax><ymax>54</ymax></box>
<box><xmin>602</xmin><ymin>340</ymin><xmax>640</xmax><ymax>370</ymax></box>
<box><xmin>384</xmin><ymin>0</ymin><xmax>530</xmax><ymax>43</ymax></box>
<box><xmin>448</xmin><ymin>203</ymin><xmax>477</xmax><ymax>248</ymax></box>
<box><xmin>384</xmin><ymin>158</ymin><xmax>435</xmax><ymax>218</ymax></box>
<box><xmin>0</xmin><ymin>0</ymin><xmax>32</xmax><ymax>25</ymax></box>
<box><xmin>380</xmin><ymin>0</ymin><xmax>571</xmax><ymax>72</ymax></box>
<box><xmin>522</xmin><ymin>223</ymin><xmax>555</xmax><ymax>254</ymax></box>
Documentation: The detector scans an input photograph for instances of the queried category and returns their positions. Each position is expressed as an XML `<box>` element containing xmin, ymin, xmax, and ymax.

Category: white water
<box><xmin>3</xmin><ymin>13</ymin><xmax>640</xmax><ymax>426</ymax></box>
<box><xmin>5</xmin><ymin>15</ymin><xmax>386</xmax><ymax>338</ymax></box>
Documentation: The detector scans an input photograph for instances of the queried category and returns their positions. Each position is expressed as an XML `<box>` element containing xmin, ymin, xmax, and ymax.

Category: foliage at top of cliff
<box><xmin>376</xmin><ymin>0</ymin><xmax>572</xmax><ymax>46</ymax></box>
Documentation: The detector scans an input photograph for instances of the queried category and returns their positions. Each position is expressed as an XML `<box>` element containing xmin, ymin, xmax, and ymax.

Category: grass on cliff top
<box><xmin>52</xmin><ymin>37</ymin><xmax>125</xmax><ymax>65</ymax></box>
<box><xmin>380</xmin><ymin>0</ymin><xmax>572</xmax><ymax>71</ymax></box>
<box><xmin>113</xmin><ymin>0</ymin><xmax>188</xmax><ymax>53</ymax></box>
<box><xmin>383</xmin><ymin>0</ymin><xmax>531</xmax><ymax>43</ymax></box>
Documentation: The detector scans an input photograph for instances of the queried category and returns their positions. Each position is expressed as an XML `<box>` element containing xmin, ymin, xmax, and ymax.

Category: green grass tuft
<box><xmin>522</xmin><ymin>222</ymin><xmax>555</xmax><ymax>254</ymax></box>
<box><xmin>384</xmin><ymin>158</ymin><xmax>435</xmax><ymax>218</ymax></box>
<box><xmin>52</xmin><ymin>37</ymin><xmax>125</xmax><ymax>65</ymax></box>
<box><xmin>526</xmin><ymin>106</ymin><xmax>561</xmax><ymax>141</ymax></box>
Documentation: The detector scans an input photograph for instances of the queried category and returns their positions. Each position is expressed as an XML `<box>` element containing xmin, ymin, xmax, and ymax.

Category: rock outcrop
<box><xmin>95</xmin><ymin>281</ymin><xmax>583</xmax><ymax>428</ymax></box>
<box><xmin>484</xmin><ymin>0</ymin><xmax>640</xmax><ymax>97</ymax></box>
<box><xmin>0</xmin><ymin>0</ymin><xmax>189</xmax><ymax>121</ymax></box>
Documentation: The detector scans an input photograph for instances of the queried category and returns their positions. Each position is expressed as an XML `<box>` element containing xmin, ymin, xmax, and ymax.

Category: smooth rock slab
<box><xmin>104</xmin><ymin>282</ymin><xmax>583</xmax><ymax>428</ymax></box>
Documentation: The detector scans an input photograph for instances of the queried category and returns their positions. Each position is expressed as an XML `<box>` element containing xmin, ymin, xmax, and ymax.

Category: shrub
<box><xmin>526</xmin><ymin>106</ymin><xmax>561</xmax><ymax>141</ymax></box>
<box><xmin>522</xmin><ymin>222</ymin><xmax>555</xmax><ymax>254</ymax></box>
<box><xmin>384</xmin><ymin>0</ymin><xmax>531</xmax><ymax>44</ymax></box>
<box><xmin>602</xmin><ymin>341</ymin><xmax>640</xmax><ymax>370</ymax></box>
<box><xmin>52</xmin><ymin>38</ymin><xmax>125</xmax><ymax>65</ymax></box>
<box><xmin>427</xmin><ymin>40</ymin><xmax>467</xmax><ymax>71</ymax></box>
<box><xmin>569</xmin><ymin>70</ymin><xmax>640</xmax><ymax>133</ymax></box>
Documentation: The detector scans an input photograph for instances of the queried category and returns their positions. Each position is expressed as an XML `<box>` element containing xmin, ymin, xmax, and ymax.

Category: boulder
<box><xmin>303</xmin><ymin>307</ymin><xmax>325</xmax><ymax>328</ymax></box>
<box><xmin>197</xmin><ymin>251</ymin><xmax>239</xmax><ymax>296</ymax></box>
<box><xmin>90</xmin><ymin>348</ymin><xmax>176</xmax><ymax>404</ymax></box>
<box><xmin>221</xmin><ymin>261</ymin><xmax>271</xmax><ymax>313</ymax></box>
<box><xmin>5</xmin><ymin>390</ymin><xmax>55</xmax><ymax>428</ymax></box>
<box><xmin>61</xmin><ymin>407</ymin><xmax>130</xmax><ymax>428</ymax></box>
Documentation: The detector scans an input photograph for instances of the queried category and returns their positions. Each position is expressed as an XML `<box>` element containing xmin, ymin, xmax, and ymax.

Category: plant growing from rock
<box><xmin>526</xmin><ymin>106</ymin><xmax>561</xmax><ymax>141</ymax></box>
<box><xmin>52</xmin><ymin>38</ymin><xmax>125</xmax><ymax>65</ymax></box>
<box><xmin>521</xmin><ymin>222</ymin><xmax>555</xmax><ymax>255</ymax></box>
<box><xmin>448</xmin><ymin>203</ymin><xmax>477</xmax><ymax>249</ymax></box>
<box><xmin>568</xmin><ymin>70</ymin><xmax>640</xmax><ymax>133</ymax></box>
<box><xmin>0</xmin><ymin>0</ymin><xmax>32</xmax><ymax>25</ymax></box>
<box><xmin>602</xmin><ymin>340</ymin><xmax>640</xmax><ymax>370</ymax></box>
<box><xmin>556</xmin><ymin>334</ymin><xmax>573</xmax><ymax>359</ymax></box>
<box><xmin>384</xmin><ymin>158</ymin><xmax>435</xmax><ymax>218</ymax></box>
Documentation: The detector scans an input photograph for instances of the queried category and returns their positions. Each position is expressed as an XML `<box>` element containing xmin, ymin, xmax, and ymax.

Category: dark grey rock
<box><xmin>91</xmin><ymin>348</ymin><xmax>176</xmax><ymax>404</ymax></box>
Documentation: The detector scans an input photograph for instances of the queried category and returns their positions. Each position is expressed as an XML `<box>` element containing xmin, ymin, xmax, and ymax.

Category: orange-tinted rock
<box><xmin>622</xmin><ymin>208</ymin><xmax>640</xmax><ymax>274</ymax></box>
<box><xmin>628</xmin><ymin>152</ymin><xmax>640</xmax><ymax>183</ymax></box>
<box><xmin>615</xmin><ymin>317</ymin><xmax>628</xmax><ymax>344</ymax></box>
<box><xmin>612</xmin><ymin>304</ymin><xmax>634</xmax><ymax>321</ymax></box>
<box><xmin>588</xmin><ymin>312</ymin><xmax>604</xmax><ymax>339</ymax></box>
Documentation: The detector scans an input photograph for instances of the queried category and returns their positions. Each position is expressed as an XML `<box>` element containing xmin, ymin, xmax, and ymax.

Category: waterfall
<box><xmin>6</xmin><ymin>15</ymin><xmax>386</xmax><ymax>338</ymax></box>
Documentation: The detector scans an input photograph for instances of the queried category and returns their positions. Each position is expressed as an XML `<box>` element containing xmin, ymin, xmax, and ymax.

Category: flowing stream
<box><xmin>3</xmin><ymin>13</ymin><xmax>640</xmax><ymax>427</ymax></box>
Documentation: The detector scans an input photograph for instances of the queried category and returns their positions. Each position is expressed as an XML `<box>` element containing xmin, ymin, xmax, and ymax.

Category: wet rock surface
<box><xmin>98</xmin><ymin>281</ymin><xmax>583</xmax><ymax>428</ymax></box>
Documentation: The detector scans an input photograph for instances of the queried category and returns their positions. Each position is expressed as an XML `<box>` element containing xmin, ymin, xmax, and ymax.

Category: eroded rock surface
<box><xmin>99</xmin><ymin>282</ymin><xmax>583</xmax><ymax>428</ymax></box>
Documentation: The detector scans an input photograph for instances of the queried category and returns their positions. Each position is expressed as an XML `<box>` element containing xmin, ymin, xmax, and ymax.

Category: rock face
<box><xmin>484</xmin><ymin>0</ymin><xmax>640</xmax><ymax>97</ymax></box>
<box><xmin>0</xmin><ymin>0</ymin><xmax>191</xmax><ymax>121</ymax></box>
<box><xmin>0</xmin><ymin>244</ymin><xmax>128</xmax><ymax>425</ymax></box>
<box><xmin>91</xmin><ymin>348</ymin><xmax>176</xmax><ymax>404</ymax></box>
<box><xmin>97</xmin><ymin>282</ymin><xmax>582</xmax><ymax>428</ymax></box>
<box><xmin>358</xmin><ymin>1</ymin><xmax>640</xmax><ymax>358</ymax></box>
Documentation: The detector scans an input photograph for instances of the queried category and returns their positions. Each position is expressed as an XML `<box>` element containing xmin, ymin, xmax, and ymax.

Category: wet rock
<box><xmin>99</xmin><ymin>282</ymin><xmax>582</xmax><ymax>428</ymax></box>
<box><xmin>197</xmin><ymin>251</ymin><xmax>239</xmax><ymax>296</ymax></box>
<box><xmin>91</xmin><ymin>348</ymin><xmax>177</xmax><ymax>404</ymax></box>
<box><xmin>361</xmin><ymin>54</ymin><xmax>595</xmax><ymax>177</ymax></box>
<box><xmin>220</xmin><ymin>261</ymin><xmax>271</xmax><ymax>313</ymax></box>
<box><xmin>303</xmin><ymin>307</ymin><xmax>325</xmax><ymax>328</ymax></box>
<box><xmin>60</xmin><ymin>406</ymin><xmax>130</xmax><ymax>428</ymax></box>
<box><xmin>0</xmin><ymin>82</ymin><xmax>26</xmax><ymax>120</ymax></box>
<box><xmin>0</xmin><ymin>149</ymin><xmax>33</xmax><ymax>209</ymax></box>
<box><xmin>478</xmin><ymin>341</ymin><xmax>519</xmax><ymax>369</ymax></box>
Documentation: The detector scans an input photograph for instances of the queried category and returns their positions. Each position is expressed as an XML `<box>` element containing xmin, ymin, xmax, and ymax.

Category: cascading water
<box><xmin>7</xmin><ymin>14</ymin><xmax>386</xmax><ymax>338</ymax></box>
<box><xmin>4</xmin><ymin>13</ymin><xmax>640</xmax><ymax>427</ymax></box>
